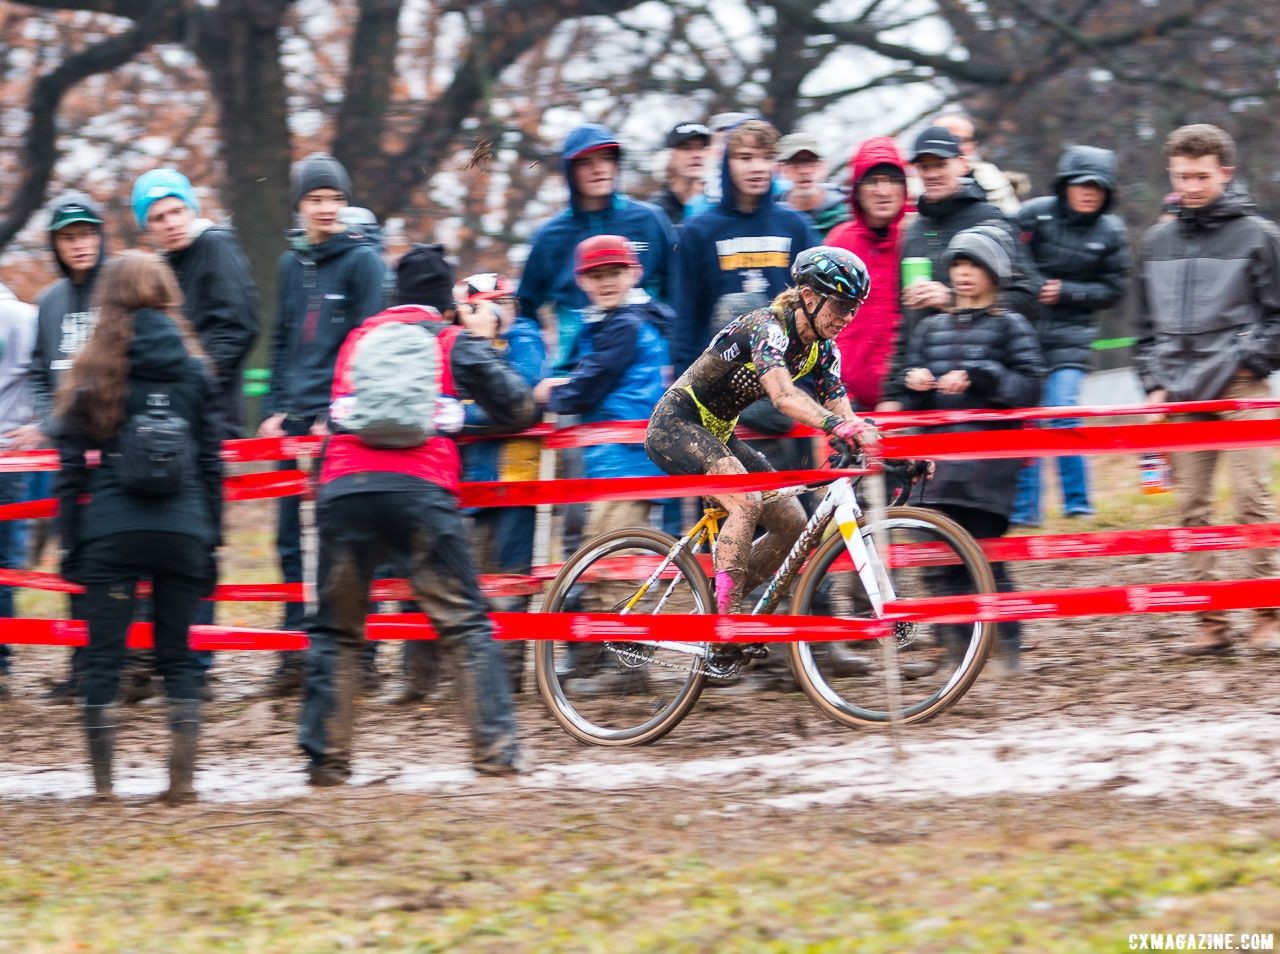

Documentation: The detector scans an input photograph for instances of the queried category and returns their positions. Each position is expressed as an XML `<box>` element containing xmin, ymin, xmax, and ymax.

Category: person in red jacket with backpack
<box><xmin>297</xmin><ymin>245</ymin><xmax>538</xmax><ymax>784</ymax></box>
<box><xmin>825</xmin><ymin>137</ymin><xmax>910</xmax><ymax>410</ymax></box>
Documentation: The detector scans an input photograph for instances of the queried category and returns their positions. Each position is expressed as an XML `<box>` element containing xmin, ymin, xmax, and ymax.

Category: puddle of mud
<box><xmin>4</xmin><ymin>713</ymin><xmax>1279</xmax><ymax>808</ymax></box>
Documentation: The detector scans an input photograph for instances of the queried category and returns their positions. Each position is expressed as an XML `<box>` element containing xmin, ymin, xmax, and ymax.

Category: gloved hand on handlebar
<box><xmin>821</xmin><ymin>415</ymin><xmax>881</xmax><ymax>464</ymax></box>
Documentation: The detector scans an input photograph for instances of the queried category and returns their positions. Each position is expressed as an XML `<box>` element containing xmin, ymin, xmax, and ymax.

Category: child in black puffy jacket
<box><xmin>898</xmin><ymin>225</ymin><xmax>1045</xmax><ymax>671</ymax></box>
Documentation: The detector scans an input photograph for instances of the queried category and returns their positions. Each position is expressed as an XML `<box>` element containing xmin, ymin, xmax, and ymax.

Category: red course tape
<box><xmin>4</xmin><ymin>576</ymin><xmax>1278</xmax><ymax>649</ymax></box>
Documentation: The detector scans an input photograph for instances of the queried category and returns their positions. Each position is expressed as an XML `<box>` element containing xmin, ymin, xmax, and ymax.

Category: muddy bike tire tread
<box><xmin>534</xmin><ymin>526</ymin><xmax>713</xmax><ymax>746</ymax></box>
<box><xmin>788</xmin><ymin>505</ymin><xmax>997</xmax><ymax>728</ymax></box>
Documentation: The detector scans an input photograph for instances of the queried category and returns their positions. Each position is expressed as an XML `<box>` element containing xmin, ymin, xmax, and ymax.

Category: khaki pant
<box><xmin>1168</xmin><ymin>376</ymin><xmax>1277</xmax><ymax>623</ymax></box>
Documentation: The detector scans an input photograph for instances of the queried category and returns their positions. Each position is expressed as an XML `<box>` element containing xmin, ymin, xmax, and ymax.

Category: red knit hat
<box><xmin>574</xmin><ymin>234</ymin><xmax>639</xmax><ymax>274</ymax></box>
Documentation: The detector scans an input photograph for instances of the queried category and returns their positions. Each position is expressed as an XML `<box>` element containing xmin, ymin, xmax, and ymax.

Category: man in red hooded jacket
<box><xmin>825</xmin><ymin>137</ymin><xmax>909</xmax><ymax>410</ymax></box>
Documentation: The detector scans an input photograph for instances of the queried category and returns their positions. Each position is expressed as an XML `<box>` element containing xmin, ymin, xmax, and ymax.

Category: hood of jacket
<box><xmin>1053</xmin><ymin>145</ymin><xmax>1117</xmax><ymax>219</ymax></box>
<box><xmin>848</xmin><ymin>136</ymin><xmax>908</xmax><ymax>226</ymax></box>
<box><xmin>717</xmin><ymin>133</ymin><xmax>777</xmax><ymax>217</ymax></box>
<box><xmin>128</xmin><ymin>308</ymin><xmax>192</xmax><ymax>382</ymax></box>
<box><xmin>560</xmin><ymin>124</ymin><xmax>622</xmax><ymax>216</ymax></box>
<box><xmin>46</xmin><ymin>190</ymin><xmax>107</xmax><ymax>282</ymax></box>
<box><xmin>1176</xmin><ymin>180</ymin><xmax>1256</xmax><ymax>233</ymax></box>
<box><xmin>916</xmin><ymin>179</ymin><xmax>989</xmax><ymax>224</ymax></box>
<box><xmin>289</xmin><ymin>229</ymin><xmax>376</xmax><ymax>265</ymax></box>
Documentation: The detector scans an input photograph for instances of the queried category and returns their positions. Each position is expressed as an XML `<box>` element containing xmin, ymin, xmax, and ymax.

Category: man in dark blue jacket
<box><xmin>516</xmin><ymin>124</ymin><xmax>675</xmax><ymax>371</ymax></box>
<box><xmin>671</xmin><ymin>119</ymin><xmax>820</xmax><ymax>373</ymax></box>
<box><xmin>1011</xmin><ymin>145</ymin><xmax>1130</xmax><ymax>525</ymax></box>
<box><xmin>259</xmin><ymin>153</ymin><xmax>386</xmax><ymax>694</ymax></box>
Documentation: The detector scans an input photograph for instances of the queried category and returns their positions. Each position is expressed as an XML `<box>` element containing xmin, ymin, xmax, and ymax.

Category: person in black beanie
<box><xmin>258</xmin><ymin>152</ymin><xmax>386</xmax><ymax>697</ymax></box>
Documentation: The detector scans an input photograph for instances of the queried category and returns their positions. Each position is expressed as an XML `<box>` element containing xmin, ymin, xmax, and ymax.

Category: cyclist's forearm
<box><xmin>769</xmin><ymin>384</ymin><xmax>837</xmax><ymax>432</ymax></box>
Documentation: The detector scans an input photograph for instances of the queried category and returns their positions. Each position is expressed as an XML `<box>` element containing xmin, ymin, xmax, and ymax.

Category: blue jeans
<box><xmin>0</xmin><ymin>471</ymin><xmax>29</xmax><ymax>675</ymax></box>
<box><xmin>299</xmin><ymin>488</ymin><xmax>519</xmax><ymax>773</ymax></box>
<box><xmin>1012</xmin><ymin>367</ymin><xmax>1092</xmax><ymax>524</ymax></box>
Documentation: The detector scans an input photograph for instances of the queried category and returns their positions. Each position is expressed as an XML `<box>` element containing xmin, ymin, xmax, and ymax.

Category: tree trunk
<box><xmin>194</xmin><ymin>0</ymin><xmax>293</xmax><ymax>393</ymax></box>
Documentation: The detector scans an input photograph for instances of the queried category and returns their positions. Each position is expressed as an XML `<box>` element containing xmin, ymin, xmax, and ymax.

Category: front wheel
<box><xmin>534</xmin><ymin>527</ymin><xmax>714</xmax><ymax>746</ymax></box>
<box><xmin>789</xmin><ymin>506</ymin><xmax>997</xmax><ymax>727</ymax></box>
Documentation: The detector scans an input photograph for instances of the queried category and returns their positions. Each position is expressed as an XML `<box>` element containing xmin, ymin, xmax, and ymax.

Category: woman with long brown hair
<box><xmin>54</xmin><ymin>250</ymin><xmax>223</xmax><ymax>803</ymax></box>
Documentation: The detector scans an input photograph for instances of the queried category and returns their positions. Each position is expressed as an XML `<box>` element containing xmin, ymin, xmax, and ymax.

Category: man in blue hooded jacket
<box><xmin>516</xmin><ymin>124</ymin><xmax>675</xmax><ymax>372</ymax></box>
<box><xmin>671</xmin><ymin>119</ymin><xmax>820</xmax><ymax>373</ymax></box>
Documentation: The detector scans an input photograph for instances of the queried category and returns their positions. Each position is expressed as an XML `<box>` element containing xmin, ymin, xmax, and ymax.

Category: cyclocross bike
<box><xmin>533</xmin><ymin>446</ymin><xmax>998</xmax><ymax>745</ymax></box>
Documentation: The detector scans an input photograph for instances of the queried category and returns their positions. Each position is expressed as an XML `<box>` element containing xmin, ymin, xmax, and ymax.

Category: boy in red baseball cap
<box><xmin>535</xmin><ymin>236</ymin><xmax>675</xmax><ymax>684</ymax></box>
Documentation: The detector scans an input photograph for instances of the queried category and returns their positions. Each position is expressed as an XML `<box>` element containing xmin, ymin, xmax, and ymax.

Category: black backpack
<box><xmin>115</xmin><ymin>389</ymin><xmax>193</xmax><ymax>496</ymax></box>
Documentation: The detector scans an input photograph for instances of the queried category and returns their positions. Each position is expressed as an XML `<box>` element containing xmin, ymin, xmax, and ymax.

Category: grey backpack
<box><xmin>332</xmin><ymin>318</ymin><xmax>443</xmax><ymax>448</ymax></box>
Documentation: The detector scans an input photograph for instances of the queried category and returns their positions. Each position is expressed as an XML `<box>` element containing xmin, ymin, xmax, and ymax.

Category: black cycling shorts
<box><xmin>645</xmin><ymin>389</ymin><xmax>773</xmax><ymax>477</ymax></box>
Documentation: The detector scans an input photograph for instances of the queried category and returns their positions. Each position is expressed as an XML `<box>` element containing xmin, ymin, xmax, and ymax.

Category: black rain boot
<box><xmin>163</xmin><ymin>698</ymin><xmax>201</xmax><ymax>805</ymax></box>
<box><xmin>83</xmin><ymin>703</ymin><xmax>117</xmax><ymax>802</ymax></box>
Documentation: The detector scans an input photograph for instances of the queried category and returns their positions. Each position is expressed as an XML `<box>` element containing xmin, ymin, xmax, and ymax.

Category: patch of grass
<box><xmin>2</xmin><ymin>808</ymin><xmax>1277</xmax><ymax>952</ymax></box>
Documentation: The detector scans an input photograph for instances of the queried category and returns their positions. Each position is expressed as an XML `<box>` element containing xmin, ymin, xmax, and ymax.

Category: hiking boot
<box><xmin>1246</xmin><ymin>616</ymin><xmax>1280</xmax><ymax>656</ymax></box>
<box><xmin>162</xmin><ymin>698</ymin><xmax>200</xmax><ymax>806</ymax></box>
<box><xmin>83</xmin><ymin>703</ymin><xmax>116</xmax><ymax>800</ymax></box>
<box><xmin>1173</xmin><ymin>620</ymin><xmax>1233</xmax><ymax>657</ymax></box>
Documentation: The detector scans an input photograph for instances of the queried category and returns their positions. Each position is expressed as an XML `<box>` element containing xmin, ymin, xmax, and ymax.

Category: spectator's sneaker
<box><xmin>1173</xmin><ymin>622</ymin><xmax>1233</xmax><ymax>657</ymax></box>
<box><xmin>474</xmin><ymin>755</ymin><xmax>525</xmax><ymax>777</ymax></box>
<box><xmin>387</xmin><ymin>686</ymin><xmax>428</xmax><ymax>706</ymax></box>
<box><xmin>1246</xmin><ymin>616</ymin><xmax>1280</xmax><ymax>656</ymax></box>
<box><xmin>121</xmin><ymin>672</ymin><xmax>159</xmax><ymax>706</ymax></box>
<box><xmin>45</xmin><ymin>678</ymin><xmax>84</xmax><ymax>704</ymax></box>
<box><xmin>565</xmin><ymin>668</ymin><xmax>651</xmax><ymax>696</ymax></box>
<box><xmin>824</xmin><ymin>646</ymin><xmax>872</xmax><ymax>678</ymax></box>
<box><xmin>261</xmin><ymin>662</ymin><xmax>305</xmax><ymax>698</ymax></box>
<box><xmin>359</xmin><ymin>665</ymin><xmax>383</xmax><ymax>696</ymax></box>
<box><xmin>306</xmin><ymin>762</ymin><xmax>350</xmax><ymax>787</ymax></box>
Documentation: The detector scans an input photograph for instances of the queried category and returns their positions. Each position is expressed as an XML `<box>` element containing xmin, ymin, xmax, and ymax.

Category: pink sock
<box><xmin>715</xmin><ymin>571</ymin><xmax>736</xmax><ymax>615</ymax></box>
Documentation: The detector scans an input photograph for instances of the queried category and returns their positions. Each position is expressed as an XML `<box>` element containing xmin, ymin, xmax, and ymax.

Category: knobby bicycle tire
<box><xmin>534</xmin><ymin>526</ymin><xmax>714</xmax><ymax>746</ymax></box>
<box><xmin>789</xmin><ymin>505</ymin><xmax>997</xmax><ymax>728</ymax></box>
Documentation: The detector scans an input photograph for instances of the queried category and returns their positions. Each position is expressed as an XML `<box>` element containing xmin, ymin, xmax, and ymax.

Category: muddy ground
<box><xmin>2</xmin><ymin>464</ymin><xmax>1279</xmax><ymax>950</ymax></box>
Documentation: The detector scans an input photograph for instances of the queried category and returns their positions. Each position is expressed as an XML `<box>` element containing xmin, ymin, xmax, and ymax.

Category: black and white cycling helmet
<box><xmin>791</xmin><ymin>246</ymin><xmax>871</xmax><ymax>305</ymax></box>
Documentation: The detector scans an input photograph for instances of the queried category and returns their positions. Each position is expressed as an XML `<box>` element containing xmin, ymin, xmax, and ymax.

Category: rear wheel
<box><xmin>534</xmin><ymin>527</ymin><xmax>713</xmax><ymax>746</ymax></box>
<box><xmin>789</xmin><ymin>506</ymin><xmax>996</xmax><ymax>727</ymax></box>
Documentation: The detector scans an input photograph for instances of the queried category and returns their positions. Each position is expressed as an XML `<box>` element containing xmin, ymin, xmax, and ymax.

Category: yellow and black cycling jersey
<box><xmin>670</xmin><ymin>304</ymin><xmax>846</xmax><ymax>442</ymax></box>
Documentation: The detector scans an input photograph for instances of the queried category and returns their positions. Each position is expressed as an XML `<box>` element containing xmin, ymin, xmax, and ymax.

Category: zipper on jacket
<box><xmin>1179</xmin><ymin>238</ymin><xmax>1198</xmax><ymax>338</ymax></box>
<box><xmin>300</xmin><ymin>257</ymin><xmax>321</xmax><ymax>343</ymax></box>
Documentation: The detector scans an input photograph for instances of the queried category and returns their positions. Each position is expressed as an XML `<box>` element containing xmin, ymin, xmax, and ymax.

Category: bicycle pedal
<box><xmin>742</xmin><ymin>644</ymin><xmax>770</xmax><ymax>660</ymax></box>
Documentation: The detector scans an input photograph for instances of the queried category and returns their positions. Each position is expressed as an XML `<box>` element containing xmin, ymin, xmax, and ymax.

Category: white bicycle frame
<box><xmin>608</xmin><ymin>474</ymin><xmax>898</xmax><ymax>657</ymax></box>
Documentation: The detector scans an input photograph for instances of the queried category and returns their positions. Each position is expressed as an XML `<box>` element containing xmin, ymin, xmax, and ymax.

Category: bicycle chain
<box><xmin>603</xmin><ymin>642</ymin><xmax>742</xmax><ymax>679</ymax></box>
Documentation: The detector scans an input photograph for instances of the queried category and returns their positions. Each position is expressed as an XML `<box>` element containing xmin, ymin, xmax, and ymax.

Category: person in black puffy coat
<box><xmin>1012</xmin><ymin>145</ymin><xmax>1131</xmax><ymax>525</ymax></box>
<box><xmin>898</xmin><ymin>227</ymin><xmax>1045</xmax><ymax>671</ymax></box>
<box><xmin>54</xmin><ymin>251</ymin><xmax>224</xmax><ymax>804</ymax></box>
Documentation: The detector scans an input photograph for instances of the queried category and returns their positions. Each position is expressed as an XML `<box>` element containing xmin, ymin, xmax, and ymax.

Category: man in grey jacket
<box><xmin>4</xmin><ymin>192</ymin><xmax>108</xmax><ymax>699</ymax></box>
<box><xmin>1135</xmin><ymin>123</ymin><xmax>1280</xmax><ymax>656</ymax></box>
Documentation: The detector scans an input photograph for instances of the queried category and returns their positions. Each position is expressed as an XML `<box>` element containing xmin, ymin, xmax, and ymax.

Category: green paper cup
<box><xmin>901</xmin><ymin>257</ymin><xmax>932</xmax><ymax>287</ymax></box>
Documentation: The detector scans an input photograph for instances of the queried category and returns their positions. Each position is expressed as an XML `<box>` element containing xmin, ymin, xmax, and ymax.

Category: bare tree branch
<box><xmin>0</xmin><ymin>17</ymin><xmax>168</xmax><ymax>247</ymax></box>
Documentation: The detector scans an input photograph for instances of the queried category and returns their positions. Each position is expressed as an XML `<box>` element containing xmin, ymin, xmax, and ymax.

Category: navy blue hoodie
<box><xmin>515</xmin><ymin>124</ymin><xmax>676</xmax><ymax>370</ymax></box>
<box><xmin>671</xmin><ymin>145</ymin><xmax>820</xmax><ymax>372</ymax></box>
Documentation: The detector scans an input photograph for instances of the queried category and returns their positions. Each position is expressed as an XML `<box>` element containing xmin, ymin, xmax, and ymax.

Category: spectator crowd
<box><xmin>0</xmin><ymin>111</ymin><xmax>1277</xmax><ymax>799</ymax></box>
